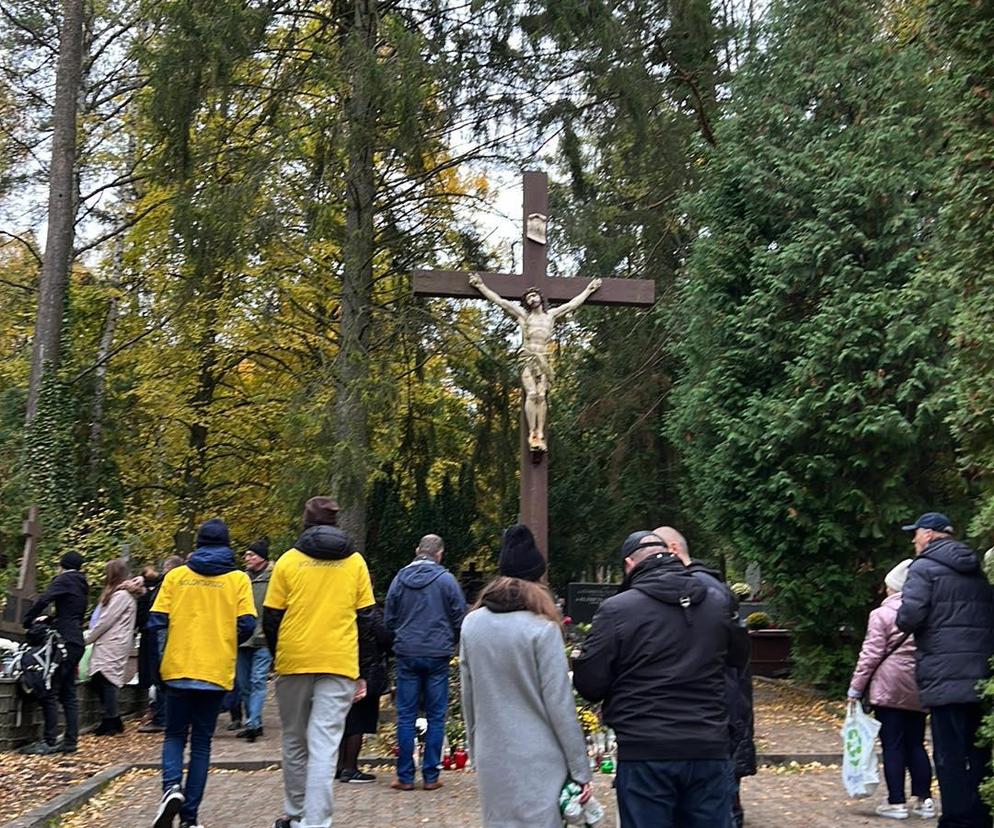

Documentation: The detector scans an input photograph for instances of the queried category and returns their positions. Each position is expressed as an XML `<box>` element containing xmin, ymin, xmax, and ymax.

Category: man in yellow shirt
<box><xmin>148</xmin><ymin>518</ymin><xmax>255</xmax><ymax>828</ymax></box>
<box><xmin>263</xmin><ymin>496</ymin><xmax>375</xmax><ymax>828</ymax></box>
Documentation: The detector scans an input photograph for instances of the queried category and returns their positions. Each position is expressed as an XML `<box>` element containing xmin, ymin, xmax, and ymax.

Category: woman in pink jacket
<box><xmin>848</xmin><ymin>559</ymin><xmax>935</xmax><ymax>820</ymax></box>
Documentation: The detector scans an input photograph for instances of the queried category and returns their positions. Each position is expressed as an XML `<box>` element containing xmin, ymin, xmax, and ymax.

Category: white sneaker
<box><xmin>911</xmin><ymin>798</ymin><xmax>936</xmax><ymax>819</ymax></box>
<box><xmin>876</xmin><ymin>803</ymin><xmax>909</xmax><ymax>820</ymax></box>
<box><xmin>153</xmin><ymin>785</ymin><xmax>185</xmax><ymax>828</ymax></box>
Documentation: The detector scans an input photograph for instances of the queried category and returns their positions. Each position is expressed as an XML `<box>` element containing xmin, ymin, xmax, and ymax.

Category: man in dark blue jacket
<box><xmin>21</xmin><ymin>551</ymin><xmax>89</xmax><ymax>754</ymax></box>
<box><xmin>385</xmin><ymin>534</ymin><xmax>465</xmax><ymax>791</ymax></box>
<box><xmin>897</xmin><ymin>511</ymin><xmax>994</xmax><ymax>828</ymax></box>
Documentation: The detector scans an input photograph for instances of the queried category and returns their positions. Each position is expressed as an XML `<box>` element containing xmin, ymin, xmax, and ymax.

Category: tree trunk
<box><xmin>25</xmin><ymin>0</ymin><xmax>85</xmax><ymax>423</ymax></box>
<box><xmin>87</xmin><ymin>292</ymin><xmax>118</xmax><ymax>492</ymax></box>
<box><xmin>333</xmin><ymin>0</ymin><xmax>377</xmax><ymax>545</ymax></box>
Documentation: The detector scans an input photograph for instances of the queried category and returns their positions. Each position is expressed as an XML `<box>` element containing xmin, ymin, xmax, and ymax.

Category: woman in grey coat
<box><xmin>460</xmin><ymin>524</ymin><xmax>592</xmax><ymax>828</ymax></box>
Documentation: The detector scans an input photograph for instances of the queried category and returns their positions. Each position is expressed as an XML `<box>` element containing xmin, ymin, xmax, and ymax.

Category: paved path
<box><xmin>58</xmin><ymin>762</ymin><xmax>929</xmax><ymax>828</ymax></box>
<box><xmin>17</xmin><ymin>678</ymin><xmax>947</xmax><ymax>827</ymax></box>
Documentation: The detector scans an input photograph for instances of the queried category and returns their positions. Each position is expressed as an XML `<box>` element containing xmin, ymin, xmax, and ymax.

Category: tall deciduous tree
<box><xmin>25</xmin><ymin>0</ymin><xmax>83</xmax><ymax>423</ymax></box>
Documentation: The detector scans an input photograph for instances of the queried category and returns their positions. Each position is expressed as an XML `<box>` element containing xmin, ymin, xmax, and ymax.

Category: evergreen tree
<box><xmin>668</xmin><ymin>0</ymin><xmax>967</xmax><ymax>685</ymax></box>
<box><xmin>925</xmin><ymin>0</ymin><xmax>994</xmax><ymax>538</ymax></box>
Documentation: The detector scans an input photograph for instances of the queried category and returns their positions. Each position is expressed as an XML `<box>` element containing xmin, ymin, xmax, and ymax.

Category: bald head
<box><xmin>416</xmin><ymin>534</ymin><xmax>445</xmax><ymax>561</ymax></box>
<box><xmin>653</xmin><ymin>526</ymin><xmax>690</xmax><ymax>565</ymax></box>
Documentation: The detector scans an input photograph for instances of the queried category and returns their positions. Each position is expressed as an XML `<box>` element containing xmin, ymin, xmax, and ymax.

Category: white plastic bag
<box><xmin>841</xmin><ymin>700</ymin><xmax>881</xmax><ymax>798</ymax></box>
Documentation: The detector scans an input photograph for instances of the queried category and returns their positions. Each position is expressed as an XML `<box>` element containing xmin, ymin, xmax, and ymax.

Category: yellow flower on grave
<box><xmin>578</xmin><ymin>707</ymin><xmax>601</xmax><ymax>736</ymax></box>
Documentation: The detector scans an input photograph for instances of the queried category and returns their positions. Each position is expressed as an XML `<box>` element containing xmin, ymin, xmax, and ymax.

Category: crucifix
<box><xmin>0</xmin><ymin>505</ymin><xmax>40</xmax><ymax>637</ymax></box>
<box><xmin>413</xmin><ymin>171</ymin><xmax>655</xmax><ymax>558</ymax></box>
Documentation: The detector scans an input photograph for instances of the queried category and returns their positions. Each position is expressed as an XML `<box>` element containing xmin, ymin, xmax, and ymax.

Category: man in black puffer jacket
<box><xmin>897</xmin><ymin>511</ymin><xmax>994</xmax><ymax>828</ymax></box>
<box><xmin>573</xmin><ymin>531</ymin><xmax>750</xmax><ymax>828</ymax></box>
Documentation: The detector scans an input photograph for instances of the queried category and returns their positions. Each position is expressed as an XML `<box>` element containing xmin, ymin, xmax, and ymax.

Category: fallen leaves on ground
<box><xmin>754</xmin><ymin>679</ymin><xmax>845</xmax><ymax>752</ymax></box>
<box><xmin>0</xmin><ymin>723</ymin><xmax>162</xmax><ymax>822</ymax></box>
<box><xmin>57</xmin><ymin>769</ymin><xmax>157</xmax><ymax>828</ymax></box>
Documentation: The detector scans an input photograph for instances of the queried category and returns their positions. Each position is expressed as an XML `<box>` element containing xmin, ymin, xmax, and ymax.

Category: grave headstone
<box><xmin>566</xmin><ymin>582</ymin><xmax>619</xmax><ymax>625</ymax></box>
<box><xmin>745</xmin><ymin>561</ymin><xmax>761</xmax><ymax>598</ymax></box>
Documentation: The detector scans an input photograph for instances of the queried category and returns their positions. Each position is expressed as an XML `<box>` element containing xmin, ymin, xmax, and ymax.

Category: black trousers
<box><xmin>874</xmin><ymin>706</ymin><xmax>932</xmax><ymax>804</ymax></box>
<box><xmin>39</xmin><ymin>643</ymin><xmax>84</xmax><ymax>747</ymax></box>
<box><xmin>931</xmin><ymin>703</ymin><xmax>992</xmax><ymax>828</ymax></box>
<box><xmin>90</xmin><ymin>671</ymin><xmax>120</xmax><ymax>718</ymax></box>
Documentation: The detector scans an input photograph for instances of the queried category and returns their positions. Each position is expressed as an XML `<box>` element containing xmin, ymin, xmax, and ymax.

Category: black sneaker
<box><xmin>19</xmin><ymin>741</ymin><xmax>60</xmax><ymax>756</ymax></box>
<box><xmin>339</xmin><ymin>769</ymin><xmax>376</xmax><ymax>784</ymax></box>
<box><xmin>57</xmin><ymin>740</ymin><xmax>78</xmax><ymax>754</ymax></box>
<box><xmin>236</xmin><ymin>726</ymin><xmax>263</xmax><ymax>742</ymax></box>
<box><xmin>225</xmin><ymin>721</ymin><xmax>242</xmax><ymax>732</ymax></box>
<box><xmin>179</xmin><ymin>822</ymin><xmax>204</xmax><ymax>828</ymax></box>
<box><xmin>153</xmin><ymin>784</ymin><xmax>185</xmax><ymax>828</ymax></box>
<box><xmin>272</xmin><ymin>819</ymin><xmax>293</xmax><ymax>828</ymax></box>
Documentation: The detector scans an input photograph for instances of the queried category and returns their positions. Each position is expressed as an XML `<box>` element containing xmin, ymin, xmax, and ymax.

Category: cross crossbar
<box><xmin>412</xmin><ymin>171</ymin><xmax>655</xmax><ymax>561</ymax></box>
<box><xmin>411</xmin><ymin>270</ymin><xmax>654</xmax><ymax>306</ymax></box>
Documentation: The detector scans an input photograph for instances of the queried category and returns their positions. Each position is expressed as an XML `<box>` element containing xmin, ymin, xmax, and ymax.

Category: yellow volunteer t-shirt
<box><xmin>263</xmin><ymin>549</ymin><xmax>374</xmax><ymax>678</ymax></box>
<box><xmin>152</xmin><ymin>565</ymin><xmax>255</xmax><ymax>690</ymax></box>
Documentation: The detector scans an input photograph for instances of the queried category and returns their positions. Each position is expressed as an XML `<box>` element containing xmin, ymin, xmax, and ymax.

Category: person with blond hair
<box><xmin>460</xmin><ymin>524</ymin><xmax>591</xmax><ymax>827</ymax></box>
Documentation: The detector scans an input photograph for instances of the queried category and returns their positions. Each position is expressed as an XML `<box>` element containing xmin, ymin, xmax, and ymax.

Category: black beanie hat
<box><xmin>196</xmin><ymin>518</ymin><xmax>230</xmax><ymax>548</ymax></box>
<box><xmin>60</xmin><ymin>551</ymin><xmax>83</xmax><ymax>571</ymax></box>
<box><xmin>499</xmin><ymin>524</ymin><xmax>547</xmax><ymax>582</ymax></box>
<box><xmin>303</xmin><ymin>496</ymin><xmax>340</xmax><ymax>529</ymax></box>
<box><xmin>247</xmin><ymin>538</ymin><xmax>270</xmax><ymax>560</ymax></box>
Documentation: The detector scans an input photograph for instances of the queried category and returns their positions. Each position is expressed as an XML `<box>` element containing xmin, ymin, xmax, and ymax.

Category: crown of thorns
<box><xmin>521</xmin><ymin>288</ymin><xmax>547</xmax><ymax>309</ymax></box>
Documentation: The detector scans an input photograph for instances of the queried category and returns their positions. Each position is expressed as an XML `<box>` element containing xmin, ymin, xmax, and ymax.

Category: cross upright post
<box><xmin>413</xmin><ymin>172</ymin><xmax>655</xmax><ymax>561</ymax></box>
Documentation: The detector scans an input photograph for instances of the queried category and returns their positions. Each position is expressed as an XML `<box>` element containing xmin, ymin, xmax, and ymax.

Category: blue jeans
<box><xmin>236</xmin><ymin>647</ymin><xmax>272</xmax><ymax>729</ymax></box>
<box><xmin>162</xmin><ymin>687</ymin><xmax>225</xmax><ymax>823</ymax></box>
<box><xmin>395</xmin><ymin>655</ymin><xmax>449</xmax><ymax>784</ymax></box>
<box><xmin>616</xmin><ymin>758</ymin><xmax>732</xmax><ymax>828</ymax></box>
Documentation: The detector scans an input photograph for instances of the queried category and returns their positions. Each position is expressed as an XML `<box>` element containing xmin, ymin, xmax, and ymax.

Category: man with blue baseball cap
<box><xmin>897</xmin><ymin>511</ymin><xmax>994</xmax><ymax>828</ymax></box>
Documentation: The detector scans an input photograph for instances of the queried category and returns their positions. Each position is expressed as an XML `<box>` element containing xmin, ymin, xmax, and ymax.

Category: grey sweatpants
<box><xmin>276</xmin><ymin>674</ymin><xmax>356</xmax><ymax>828</ymax></box>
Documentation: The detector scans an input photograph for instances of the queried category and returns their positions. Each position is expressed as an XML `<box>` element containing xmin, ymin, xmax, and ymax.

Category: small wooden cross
<box><xmin>0</xmin><ymin>505</ymin><xmax>40</xmax><ymax>637</ymax></box>
<box><xmin>413</xmin><ymin>172</ymin><xmax>655</xmax><ymax>559</ymax></box>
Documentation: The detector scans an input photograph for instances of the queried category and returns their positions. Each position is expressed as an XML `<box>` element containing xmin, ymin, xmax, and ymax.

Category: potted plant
<box><xmin>745</xmin><ymin>612</ymin><xmax>791</xmax><ymax>677</ymax></box>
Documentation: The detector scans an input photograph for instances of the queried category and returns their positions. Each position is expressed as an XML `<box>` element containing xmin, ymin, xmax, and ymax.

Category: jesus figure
<box><xmin>468</xmin><ymin>272</ymin><xmax>602</xmax><ymax>452</ymax></box>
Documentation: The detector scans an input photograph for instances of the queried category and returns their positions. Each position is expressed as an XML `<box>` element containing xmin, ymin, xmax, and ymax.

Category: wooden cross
<box><xmin>413</xmin><ymin>171</ymin><xmax>655</xmax><ymax>559</ymax></box>
<box><xmin>0</xmin><ymin>505</ymin><xmax>40</xmax><ymax>638</ymax></box>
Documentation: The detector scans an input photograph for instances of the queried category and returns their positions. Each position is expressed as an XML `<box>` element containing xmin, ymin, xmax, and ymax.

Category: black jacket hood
<box><xmin>628</xmin><ymin>555</ymin><xmax>708</xmax><ymax>610</ymax></box>
<box><xmin>922</xmin><ymin>538</ymin><xmax>981</xmax><ymax>575</ymax></box>
<box><xmin>296</xmin><ymin>525</ymin><xmax>355</xmax><ymax>560</ymax></box>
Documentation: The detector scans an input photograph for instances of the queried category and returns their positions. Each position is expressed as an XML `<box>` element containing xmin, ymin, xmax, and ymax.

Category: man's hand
<box><xmin>468</xmin><ymin>273</ymin><xmax>482</xmax><ymax>287</ymax></box>
<box><xmin>589</xmin><ymin>277</ymin><xmax>602</xmax><ymax>291</ymax></box>
<box><xmin>353</xmin><ymin>678</ymin><xmax>368</xmax><ymax>702</ymax></box>
<box><xmin>579</xmin><ymin>782</ymin><xmax>593</xmax><ymax>804</ymax></box>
